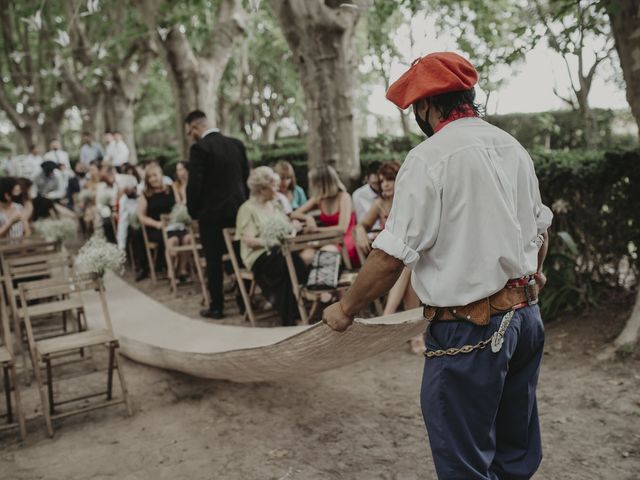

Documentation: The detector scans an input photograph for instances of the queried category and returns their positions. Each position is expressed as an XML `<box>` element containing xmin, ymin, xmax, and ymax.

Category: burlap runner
<box><xmin>83</xmin><ymin>273</ymin><xmax>427</xmax><ymax>382</ymax></box>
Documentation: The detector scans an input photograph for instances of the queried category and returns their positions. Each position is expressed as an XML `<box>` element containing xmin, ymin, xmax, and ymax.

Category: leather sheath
<box><xmin>423</xmin><ymin>283</ymin><xmax>539</xmax><ymax>326</ymax></box>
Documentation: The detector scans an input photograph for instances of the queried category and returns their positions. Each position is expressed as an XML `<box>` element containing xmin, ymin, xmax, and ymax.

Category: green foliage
<box><xmin>486</xmin><ymin>109</ymin><xmax>637</xmax><ymax>150</ymax></box>
<box><xmin>540</xmin><ymin>230</ymin><xmax>598</xmax><ymax>319</ymax></box>
<box><xmin>533</xmin><ymin>147</ymin><xmax>640</xmax><ymax>317</ymax></box>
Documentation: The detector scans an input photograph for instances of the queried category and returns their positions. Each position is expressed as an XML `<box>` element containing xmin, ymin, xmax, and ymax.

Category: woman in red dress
<box><xmin>292</xmin><ymin>165</ymin><xmax>360</xmax><ymax>267</ymax></box>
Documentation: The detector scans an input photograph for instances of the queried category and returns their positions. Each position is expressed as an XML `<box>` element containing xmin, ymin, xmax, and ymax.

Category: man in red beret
<box><xmin>323</xmin><ymin>52</ymin><xmax>552</xmax><ymax>479</ymax></box>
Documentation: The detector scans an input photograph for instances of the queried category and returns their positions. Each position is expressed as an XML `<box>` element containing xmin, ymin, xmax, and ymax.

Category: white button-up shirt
<box><xmin>372</xmin><ymin>117</ymin><xmax>553</xmax><ymax>307</ymax></box>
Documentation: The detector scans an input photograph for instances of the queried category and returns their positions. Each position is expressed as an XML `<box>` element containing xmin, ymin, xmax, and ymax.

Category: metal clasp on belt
<box><xmin>524</xmin><ymin>277</ymin><xmax>538</xmax><ymax>305</ymax></box>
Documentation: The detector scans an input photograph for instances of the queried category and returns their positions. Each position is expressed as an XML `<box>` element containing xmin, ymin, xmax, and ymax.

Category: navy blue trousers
<box><xmin>421</xmin><ymin>305</ymin><xmax>545</xmax><ymax>480</ymax></box>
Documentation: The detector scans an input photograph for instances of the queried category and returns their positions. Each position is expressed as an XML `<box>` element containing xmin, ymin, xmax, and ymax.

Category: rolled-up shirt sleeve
<box><xmin>372</xmin><ymin>154</ymin><xmax>441</xmax><ymax>269</ymax></box>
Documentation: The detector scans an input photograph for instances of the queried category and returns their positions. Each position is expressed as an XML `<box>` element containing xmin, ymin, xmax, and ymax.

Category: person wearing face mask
<box><xmin>0</xmin><ymin>177</ymin><xmax>31</xmax><ymax>239</ymax></box>
<box><xmin>184</xmin><ymin>110</ymin><xmax>250</xmax><ymax>319</ymax></box>
<box><xmin>322</xmin><ymin>52</ymin><xmax>553</xmax><ymax>480</ymax></box>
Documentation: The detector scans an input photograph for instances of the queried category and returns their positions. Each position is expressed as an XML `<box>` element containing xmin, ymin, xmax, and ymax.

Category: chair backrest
<box><xmin>18</xmin><ymin>274</ymin><xmax>114</xmax><ymax>343</ymax></box>
<box><xmin>281</xmin><ymin>231</ymin><xmax>351</xmax><ymax>292</ymax></box>
<box><xmin>222</xmin><ymin>228</ymin><xmax>246</xmax><ymax>275</ymax></box>
<box><xmin>0</xmin><ymin>240</ymin><xmax>59</xmax><ymax>277</ymax></box>
<box><xmin>284</xmin><ymin>230</ymin><xmax>352</xmax><ymax>270</ymax></box>
<box><xmin>4</xmin><ymin>251</ymin><xmax>75</xmax><ymax>283</ymax></box>
<box><xmin>0</xmin><ymin>287</ymin><xmax>13</xmax><ymax>355</ymax></box>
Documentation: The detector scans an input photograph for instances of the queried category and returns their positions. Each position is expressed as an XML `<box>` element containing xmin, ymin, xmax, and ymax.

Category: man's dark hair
<box><xmin>82</xmin><ymin>131</ymin><xmax>92</xmax><ymax>137</ymax></box>
<box><xmin>429</xmin><ymin>88</ymin><xmax>482</xmax><ymax>121</ymax></box>
<box><xmin>29</xmin><ymin>144</ymin><xmax>37</xmax><ymax>152</ymax></box>
<box><xmin>0</xmin><ymin>176</ymin><xmax>18</xmax><ymax>202</ymax></box>
<box><xmin>364</xmin><ymin>161</ymin><xmax>382</xmax><ymax>178</ymax></box>
<box><xmin>184</xmin><ymin>110</ymin><xmax>207</xmax><ymax>125</ymax></box>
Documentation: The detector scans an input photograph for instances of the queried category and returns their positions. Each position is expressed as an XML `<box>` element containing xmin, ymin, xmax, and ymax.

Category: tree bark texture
<box><xmin>138</xmin><ymin>0</ymin><xmax>247</xmax><ymax>160</ymax></box>
<box><xmin>605</xmin><ymin>0</ymin><xmax>640</xmax><ymax>352</ymax></box>
<box><xmin>267</xmin><ymin>0</ymin><xmax>365</xmax><ymax>183</ymax></box>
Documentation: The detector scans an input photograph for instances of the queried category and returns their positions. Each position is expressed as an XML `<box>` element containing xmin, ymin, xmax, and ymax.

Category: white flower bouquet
<box><xmin>96</xmin><ymin>190</ymin><xmax>115</xmax><ymax>218</ymax></box>
<box><xmin>33</xmin><ymin>218</ymin><xmax>78</xmax><ymax>244</ymax></box>
<box><xmin>75</xmin><ymin>236</ymin><xmax>126</xmax><ymax>277</ymax></box>
<box><xmin>261</xmin><ymin>213</ymin><xmax>294</xmax><ymax>249</ymax></box>
<box><xmin>168</xmin><ymin>203</ymin><xmax>192</xmax><ymax>230</ymax></box>
<box><xmin>128</xmin><ymin>211</ymin><xmax>141</xmax><ymax>230</ymax></box>
<box><xmin>77</xmin><ymin>189</ymin><xmax>95</xmax><ymax>206</ymax></box>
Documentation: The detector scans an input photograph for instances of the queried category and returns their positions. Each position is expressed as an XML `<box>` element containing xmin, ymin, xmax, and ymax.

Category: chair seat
<box><xmin>36</xmin><ymin>329</ymin><xmax>116</xmax><ymax>356</ymax></box>
<box><xmin>0</xmin><ymin>346</ymin><xmax>12</xmax><ymax>364</ymax></box>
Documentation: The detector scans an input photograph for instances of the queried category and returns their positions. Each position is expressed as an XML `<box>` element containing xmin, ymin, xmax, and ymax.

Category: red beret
<box><xmin>386</xmin><ymin>52</ymin><xmax>478</xmax><ymax>109</ymax></box>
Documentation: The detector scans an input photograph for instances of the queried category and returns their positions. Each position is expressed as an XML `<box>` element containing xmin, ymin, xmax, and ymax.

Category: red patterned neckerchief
<box><xmin>434</xmin><ymin>106</ymin><xmax>478</xmax><ymax>134</ymax></box>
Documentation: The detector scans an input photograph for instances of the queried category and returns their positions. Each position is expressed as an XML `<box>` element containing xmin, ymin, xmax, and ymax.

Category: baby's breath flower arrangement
<box><xmin>168</xmin><ymin>203</ymin><xmax>192</xmax><ymax>230</ymax></box>
<box><xmin>261</xmin><ymin>213</ymin><xmax>294</xmax><ymax>249</ymax></box>
<box><xmin>128</xmin><ymin>210</ymin><xmax>141</xmax><ymax>230</ymax></box>
<box><xmin>96</xmin><ymin>190</ymin><xmax>116</xmax><ymax>218</ymax></box>
<box><xmin>33</xmin><ymin>218</ymin><xmax>78</xmax><ymax>244</ymax></box>
<box><xmin>75</xmin><ymin>236</ymin><xmax>126</xmax><ymax>277</ymax></box>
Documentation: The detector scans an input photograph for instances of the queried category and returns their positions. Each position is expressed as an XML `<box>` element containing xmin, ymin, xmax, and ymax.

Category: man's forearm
<box><xmin>340</xmin><ymin>248</ymin><xmax>405</xmax><ymax>316</ymax></box>
<box><xmin>537</xmin><ymin>231</ymin><xmax>549</xmax><ymax>272</ymax></box>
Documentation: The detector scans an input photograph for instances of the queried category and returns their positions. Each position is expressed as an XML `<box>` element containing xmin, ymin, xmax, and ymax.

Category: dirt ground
<box><xmin>1</xmin><ymin>273</ymin><xmax>640</xmax><ymax>480</ymax></box>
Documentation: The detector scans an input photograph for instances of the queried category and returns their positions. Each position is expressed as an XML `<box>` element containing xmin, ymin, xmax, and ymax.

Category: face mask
<box><xmin>414</xmin><ymin>103</ymin><xmax>434</xmax><ymax>137</ymax></box>
<box><xmin>126</xmin><ymin>191</ymin><xmax>138</xmax><ymax>199</ymax></box>
<box><xmin>11</xmin><ymin>194</ymin><xmax>22</xmax><ymax>204</ymax></box>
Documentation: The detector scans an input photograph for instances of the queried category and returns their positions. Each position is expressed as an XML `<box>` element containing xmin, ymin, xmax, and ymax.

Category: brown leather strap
<box><xmin>423</xmin><ymin>283</ymin><xmax>539</xmax><ymax>326</ymax></box>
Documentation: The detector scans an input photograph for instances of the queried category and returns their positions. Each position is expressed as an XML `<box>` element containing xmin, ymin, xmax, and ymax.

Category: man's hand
<box><xmin>322</xmin><ymin>301</ymin><xmax>354</xmax><ymax>332</ymax></box>
<box><xmin>534</xmin><ymin>271</ymin><xmax>547</xmax><ymax>291</ymax></box>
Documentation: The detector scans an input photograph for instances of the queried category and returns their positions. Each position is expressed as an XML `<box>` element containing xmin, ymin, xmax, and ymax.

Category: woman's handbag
<box><xmin>306</xmin><ymin>250</ymin><xmax>341</xmax><ymax>290</ymax></box>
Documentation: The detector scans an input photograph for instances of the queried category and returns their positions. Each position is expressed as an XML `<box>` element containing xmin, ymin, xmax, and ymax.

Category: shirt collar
<box><xmin>202</xmin><ymin>128</ymin><xmax>220</xmax><ymax>138</ymax></box>
<box><xmin>434</xmin><ymin>107</ymin><xmax>478</xmax><ymax>134</ymax></box>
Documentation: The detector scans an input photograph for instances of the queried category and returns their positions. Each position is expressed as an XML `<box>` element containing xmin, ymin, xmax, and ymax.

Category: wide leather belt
<box><xmin>423</xmin><ymin>280</ymin><xmax>539</xmax><ymax>326</ymax></box>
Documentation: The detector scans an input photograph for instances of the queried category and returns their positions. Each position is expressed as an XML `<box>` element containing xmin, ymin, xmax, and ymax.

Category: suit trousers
<box><xmin>421</xmin><ymin>305</ymin><xmax>545</xmax><ymax>480</ymax></box>
<box><xmin>199</xmin><ymin>220</ymin><xmax>231</xmax><ymax>311</ymax></box>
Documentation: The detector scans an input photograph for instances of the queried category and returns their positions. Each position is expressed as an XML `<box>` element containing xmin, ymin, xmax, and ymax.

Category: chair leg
<box><xmin>3</xmin><ymin>365</ymin><xmax>12</xmax><ymax>424</ymax></box>
<box><xmin>192</xmin><ymin>249</ymin><xmax>209</xmax><ymax>306</ymax></box>
<box><xmin>32</xmin><ymin>355</ymin><xmax>53</xmax><ymax>437</ymax></box>
<box><xmin>9</xmin><ymin>362</ymin><xmax>26</xmax><ymax>440</ymax></box>
<box><xmin>165</xmin><ymin>249</ymin><xmax>177</xmax><ymax>295</ymax></box>
<box><xmin>45</xmin><ymin>357</ymin><xmax>55</xmax><ymax>415</ymax></box>
<box><xmin>62</xmin><ymin>310</ymin><xmax>68</xmax><ymax>333</ymax></box>
<box><xmin>107</xmin><ymin>344</ymin><xmax>115</xmax><ymax>400</ymax></box>
<box><xmin>113</xmin><ymin>348</ymin><xmax>132</xmax><ymax>416</ymax></box>
<box><xmin>147</xmin><ymin>248</ymin><xmax>157</xmax><ymax>285</ymax></box>
<box><xmin>296</xmin><ymin>294</ymin><xmax>309</xmax><ymax>325</ymax></box>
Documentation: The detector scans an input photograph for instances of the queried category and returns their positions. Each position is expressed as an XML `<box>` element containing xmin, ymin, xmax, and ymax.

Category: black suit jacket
<box><xmin>186</xmin><ymin>131</ymin><xmax>249</xmax><ymax>224</ymax></box>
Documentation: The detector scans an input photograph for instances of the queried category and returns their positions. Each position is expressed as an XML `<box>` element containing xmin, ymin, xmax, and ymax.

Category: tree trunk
<box><xmin>604</xmin><ymin>0</ymin><xmax>640</xmax><ymax>353</ymax></box>
<box><xmin>109</xmin><ymin>91</ymin><xmax>138</xmax><ymax>164</ymax></box>
<box><xmin>267</xmin><ymin>0</ymin><xmax>364</xmax><ymax>183</ymax></box>
<box><xmin>606</xmin><ymin>0</ymin><xmax>640</xmax><ymax>138</ymax></box>
<box><xmin>138</xmin><ymin>0</ymin><xmax>247</xmax><ymax>160</ymax></box>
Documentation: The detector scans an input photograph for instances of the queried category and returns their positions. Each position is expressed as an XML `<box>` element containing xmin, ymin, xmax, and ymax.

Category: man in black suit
<box><xmin>185</xmin><ymin>110</ymin><xmax>249</xmax><ymax>319</ymax></box>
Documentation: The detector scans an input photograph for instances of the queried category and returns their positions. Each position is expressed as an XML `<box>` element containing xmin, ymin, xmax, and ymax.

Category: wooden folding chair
<box><xmin>0</xmin><ymin>289</ymin><xmax>26</xmax><ymax>440</ymax></box>
<box><xmin>19</xmin><ymin>275</ymin><xmax>132</xmax><ymax>437</ymax></box>
<box><xmin>222</xmin><ymin>228</ymin><xmax>277</xmax><ymax>327</ymax></box>
<box><xmin>140</xmin><ymin>223</ymin><xmax>160</xmax><ymax>284</ymax></box>
<box><xmin>281</xmin><ymin>231</ymin><xmax>357</xmax><ymax>324</ymax></box>
<box><xmin>4</xmin><ymin>251</ymin><xmax>82</xmax><ymax>348</ymax></box>
<box><xmin>160</xmin><ymin>216</ymin><xmax>209</xmax><ymax>305</ymax></box>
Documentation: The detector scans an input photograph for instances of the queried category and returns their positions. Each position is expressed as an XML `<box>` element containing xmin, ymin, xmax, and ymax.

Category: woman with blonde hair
<box><xmin>273</xmin><ymin>160</ymin><xmax>307</xmax><ymax>210</ymax></box>
<box><xmin>137</xmin><ymin>163</ymin><xmax>193</xmax><ymax>282</ymax></box>
<box><xmin>292</xmin><ymin>165</ymin><xmax>359</xmax><ymax>267</ymax></box>
<box><xmin>236</xmin><ymin>166</ymin><xmax>308</xmax><ymax>325</ymax></box>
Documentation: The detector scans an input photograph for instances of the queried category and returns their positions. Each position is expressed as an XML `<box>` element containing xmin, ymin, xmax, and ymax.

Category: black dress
<box><xmin>145</xmin><ymin>188</ymin><xmax>175</xmax><ymax>244</ymax></box>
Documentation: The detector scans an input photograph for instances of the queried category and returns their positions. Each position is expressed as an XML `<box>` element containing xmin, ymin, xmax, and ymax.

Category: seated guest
<box><xmin>173</xmin><ymin>161</ymin><xmax>189</xmax><ymax>204</ymax></box>
<box><xmin>35</xmin><ymin>160</ymin><xmax>67</xmax><ymax>201</ymax></box>
<box><xmin>236</xmin><ymin>166</ymin><xmax>309</xmax><ymax>326</ymax></box>
<box><xmin>116</xmin><ymin>175</ymin><xmax>140</xmax><ymax>251</ymax></box>
<box><xmin>0</xmin><ymin>177</ymin><xmax>30</xmax><ymax>239</ymax></box>
<box><xmin>274</xmin><ymin>160</ymin><xmax>307</xmax><ymax>209</ymax></box>
<box><xmin>292</xmin><ymin>165</ymin><xmax>360</xmax><ymax>267</ymax></box>
<box><xmin>136</xmin><ymin>164</ymin><xmax>193</xmax><ymax>282</ymax></box>
<box><xmin>354</xmin><ymin>161</ymin><xmax>400</xmax><ymax>255</ymax></box>
<box><xmin>352</xmin><ymin>161</ymin><xmax>382</xmax><ymax>224</ymax></box>
<box><xmin>17</xmin><ymin>177</ymin><xmax>75</xmax><ymax>222</ymax></box>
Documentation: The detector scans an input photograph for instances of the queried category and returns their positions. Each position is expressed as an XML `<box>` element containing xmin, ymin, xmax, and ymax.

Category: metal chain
<box><xmin>423</xmin><ymin>310</ymin><xmax>515</xmax><ymax>358</ymax></box>
<box><xmin>424</xmin><ymin>337</ymin><xmax>493</xmax><ymax>358</ymax></box>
